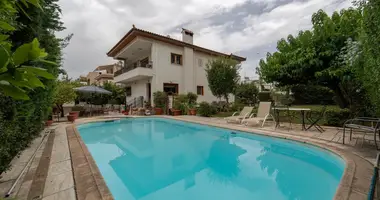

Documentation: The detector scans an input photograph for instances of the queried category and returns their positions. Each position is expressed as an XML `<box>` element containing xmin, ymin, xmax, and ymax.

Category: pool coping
<box><xmin>67</xmin><ymin>125</ymin><xmax>113</xmax><ymax>200</ymax></box>
<box><xmin>71</xmin><ymin>116</ymin><xmax>374</xmax><ymax>200</ymax></box>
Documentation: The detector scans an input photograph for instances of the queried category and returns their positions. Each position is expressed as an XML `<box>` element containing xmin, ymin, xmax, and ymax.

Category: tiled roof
<box><xmin>107</xmin><ymin>27</ymin><xmax>246</xmax><ymax>62</ymax></box>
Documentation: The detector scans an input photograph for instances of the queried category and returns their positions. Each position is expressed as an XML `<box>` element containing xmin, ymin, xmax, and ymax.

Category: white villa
<box><xmin>107</xmin><ymin>26</ymin><xmax>246</xmax><ymax>106</ymax></box>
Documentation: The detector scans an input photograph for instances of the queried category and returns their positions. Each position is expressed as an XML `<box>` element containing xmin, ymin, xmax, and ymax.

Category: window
<box><xmin>171</xmin><ymin>53</ymin><xmax>182</xmax><ymax>65</ymax></box>
<box><xmin>197</xmin><ymin>86</ymin><xmax>204</xmax><ymax>95</ymax></box>
<box><xmin>198</xmin><ymin>58</ymin><xmax>203</xmax><ymax>67</ymax></box>
<box><xmin>125</xmin><ymin>87</ymin><xmax>132</xmax><ymax>96</ymax></box>
<box><xmin>164</xmin><ymin>83</ymin><xmax>179</xmax><ymax>95</ymax></box>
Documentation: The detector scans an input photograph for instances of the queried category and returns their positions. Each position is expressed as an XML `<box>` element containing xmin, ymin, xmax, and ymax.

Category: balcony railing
<box><xmin>114</xmin><ymin>61</ymin><xmax>153</xmax><ymax>77</ymax></box>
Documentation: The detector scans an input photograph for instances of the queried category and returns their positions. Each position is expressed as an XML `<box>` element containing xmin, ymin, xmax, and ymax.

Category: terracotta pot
<box><xmin>123</xmin><ymin>111</ymin><xmax>129</xmax><ymax>115</ymax></box>
<box><xmin>67</xmin><ymin>114</ymin><xmax>75</xmax><ymax>123</ymax></box>
<box><xmin>45</xmin><ymin>120</ymin><xmax>53</xmax><ymax>126</ymax></box>
<box><xmin>189</xmin><ymin>108</ymin><xmax>197</xmax><ymax>116</ymax></box>
<box><xmin>155</xmin><ymin>108</ymin><xmax>163</xmax><ymax>115</ymax></box>
<box><xmin>172</xmin><ymin>109</ymin><xmax>182</xmax><ymax>116</ymax></box>
<box><xmin>69</xmin><ymin>111</ymin><xmax>79</xmax><ymax>119</ymax></box>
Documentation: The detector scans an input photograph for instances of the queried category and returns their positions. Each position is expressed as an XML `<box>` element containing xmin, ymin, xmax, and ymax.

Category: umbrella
<box><xmin>73</xmin><ymin>86</ymin><xmax>112</xmax><ymax>116</ymax></box>
<box><xmin>73</xmin><ymin>85</ymin><xmax>112</xmax><ymax>94</ymax></box>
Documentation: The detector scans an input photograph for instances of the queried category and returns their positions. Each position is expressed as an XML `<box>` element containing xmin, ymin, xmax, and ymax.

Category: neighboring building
<box><xmin>86</xmin><ymin>63</ymin><xmax>122</xmax><ymax>86</ymax></box>
<box><xmin>78</xmin><ymin>75</ymin><xmax>88</xmax><ymax>85</ymax></box>
<box><xmin>107</xmin><ymin>26</ymin><xmax>246</xmax><ymax>105</ymax></box>
<box><xmin>242</xmin><ymin>77</ymin><xmax>274</xmax><ymax>92</ymax></box>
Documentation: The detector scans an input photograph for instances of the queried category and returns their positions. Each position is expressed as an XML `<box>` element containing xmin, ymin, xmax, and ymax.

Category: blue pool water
<box><xmin>78</xmin><ymin>118</ymin><xmax>345</xmax><ymax>200</ymax></box>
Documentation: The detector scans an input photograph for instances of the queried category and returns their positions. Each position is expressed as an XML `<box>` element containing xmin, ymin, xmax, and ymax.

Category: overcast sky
<box><xmin>57</xmin><ymin>0</ymin><xmax>351</xmax><ymax>79</ymax></box>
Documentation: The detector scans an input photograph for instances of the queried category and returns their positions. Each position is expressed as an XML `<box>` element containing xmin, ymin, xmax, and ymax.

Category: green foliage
<box><xmin>259</xmin><ymin>8</ymin><xmax>363</xmax><ymax>109</ymax></box>
<box><xmin>173</xmin><ymin>94</ymin><xmax>188</xmax><ymax>114</ymax></box>
<box><xmin>206</xmin><ymin>57</ymin><xmax>240</xmax><ymax>103</ymax></box>
<box><xmin>198</xmin><ymin>101</ymin><xmax>217</xmax><ymax>117</ymax></box>
<box><xmin>360</xmin><ymin>0</ymin><xmax>380</xmax><ymax>115</ymax></box>
<box><xmin>211</xmin><ymin>101</ymin><xmax>229</xmax><ymax>112</ymax></box>
<box><xmin>0</xmin><ymin>38</ymin><xmax>55</xmax><ymax>100</ymax></box>
<box><xmin>102</xmin><ymin>82</ymin><xmax>126</xmax><ymax>105</ymax></box>
<box><xmin>325</xmin><ymin>108</ymin><xmax>351</xmax><ymax>126</ymax></box>
<box><xmin>230</xmin><ymin>102</ymin><xmax>245</xmax><ymax>112</ymax></box>
<box><xmin>53</xmin><ymin>81</ymin><xmax>76</xmax><ymax>116</ymax></box>
<box><xmin>0</xmin><ymin>0</ymin><xmax>67</xmax><ymax>173</ymax></box>
<box><xmin>291</xmin><ymin>85</ymin><xmax>335</xmax><ymax>105</ymax></box>
<box><xmin>153</xmin><ymin>91</ymin><xmax>167</xmax><ymax>109</ymax></box>
<box><xmin>235</xmin><ymin>82</ymin><xmax>259</xmax><ymax>105</ymax></box>
<box><xmin>186</xmin><ymin>92</ymin><xmax>198</xmax><ymax>104</ymax></box>
<box><xmin>258</xmin><ymin>91</ymin><xmax>272</xmax><ymax>102</ymax></box>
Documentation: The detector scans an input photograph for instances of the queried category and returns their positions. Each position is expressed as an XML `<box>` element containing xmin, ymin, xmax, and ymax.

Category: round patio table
<box><xmin>273</xmin><ymin>107</ymin><xmax>311</xmax><ymax>131</ymax></box>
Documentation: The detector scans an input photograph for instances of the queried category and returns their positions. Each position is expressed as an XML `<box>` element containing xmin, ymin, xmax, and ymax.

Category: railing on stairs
<box><xmin>126</xmin><ymin>96</ymin><xmax>144</xmax><ymax>110</ymax></box>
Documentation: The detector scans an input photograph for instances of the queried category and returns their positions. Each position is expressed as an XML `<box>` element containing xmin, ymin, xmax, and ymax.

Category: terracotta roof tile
<box><xmin>107</xmin><ymin>27</ymin><xmax>246</xmax><ymax>62</ymax></box>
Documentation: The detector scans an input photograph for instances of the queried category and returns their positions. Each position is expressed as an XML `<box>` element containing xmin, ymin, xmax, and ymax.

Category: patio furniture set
<box><xmin>224</xmin><ymin>102</ymin><xmax>380</xmax><ymax>149</ymax></box>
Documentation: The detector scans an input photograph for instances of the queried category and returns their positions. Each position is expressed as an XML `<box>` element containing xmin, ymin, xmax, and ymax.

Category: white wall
<box><xmin>149</xmin><ymin>40</ymin><xmax>235</xmax><ymax>103</ymax></box>
<box><xmin>151</xmin><ymin>41</ymin><xmax>185</xmax><ymax>93</ymax></box>
<box><xmin>125</xmin><ymin>79</ymin><xmax>150</xmax><ymax>104</ymax></box>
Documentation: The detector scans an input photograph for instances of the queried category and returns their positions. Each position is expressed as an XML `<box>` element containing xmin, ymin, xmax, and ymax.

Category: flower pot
<box><xmin>172</xmin><ymin>109</ymin><xmax>182</xmax><ymax>116</ymax></box>
<box><xmin>45</xmin><ymin>120</ymin><xmax>53</xmax><ymax>126</ymax></box>
<box><xmin>69</xmin><ymin>111</ymin><xmax>79</xmax><ymax>119</ymax></box>
<box><xmin>123</xmin><ymin>111</ymin><xmax>129</xmax><ymax>115</ymax></box>
<box><xmin>154</xmin><ymin>108</ymin><xmax>163</xmax><ymax>115</ymax></box>
<box><xmin>189</xmin><ymin>108</ymin><xmax>197</xmax><ymax>116</ymax></box>
<box><xmin>67</xmin><ymin>114</ymin><xmax>75</xmax><ymax>123</ymax></box>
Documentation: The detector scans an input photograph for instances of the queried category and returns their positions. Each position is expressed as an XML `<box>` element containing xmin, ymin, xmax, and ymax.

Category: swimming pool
<box><xmin>77</xmin><ymin>118</ymin><xmax>345</xmax><ymax>200</ymax></box>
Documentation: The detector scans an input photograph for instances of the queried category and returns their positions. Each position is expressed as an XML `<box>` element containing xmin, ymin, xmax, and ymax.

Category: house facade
<box><xmin>86</xmin><ymin>63</ymin><xmax>122</xmax><ymax>86</ymax></box>
<box><xmin>107</xmin><ymin>27</ymin><xmax>246</xmax><ymax>106</ymax></box>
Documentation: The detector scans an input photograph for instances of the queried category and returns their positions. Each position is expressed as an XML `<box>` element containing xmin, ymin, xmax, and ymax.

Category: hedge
<box><xmin>0</xmin><ymin>87</ymin><xmax>52</xmax><ymax>174</ymax></box>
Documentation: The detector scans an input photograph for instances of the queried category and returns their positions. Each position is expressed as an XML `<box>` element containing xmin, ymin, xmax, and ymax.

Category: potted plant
<box><xmin>172</xmin><ymin>94</ymin><xmax>188</xmax><ymax>116</ymax></box>
<box><xmin>187</xmin><ymin>103</ymin><xmax>197</xmax><ymax>115</ymax></box>
<box><xmin>67</xmin><ymin>114</ymin><xmax>75</xmax><ymax>123</ymax></box>
<box><xmin>45</xmin><ymin>115</ymin><xmax>53</xmax><ymax>126</ymax></box>
<box><xmin>153</xmin><ymin>91</ymin><xmax>167</xmax><ymax>115</ymax></box>
<box><xmin>187</xmin><ymin>92</ymin><xmax>198</xmax><ymax>115</ymax></box>
<box><xmin>69</xmin><ymin>110</ymin><xmax>80</xmax><ymax>119</ymax></box>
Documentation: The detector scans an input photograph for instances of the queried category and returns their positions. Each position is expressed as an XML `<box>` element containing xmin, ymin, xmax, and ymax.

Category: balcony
<box><xmin>114</xmin><ymin>61</ymin><xmax>153</xmax><ymax>83</ymax></box>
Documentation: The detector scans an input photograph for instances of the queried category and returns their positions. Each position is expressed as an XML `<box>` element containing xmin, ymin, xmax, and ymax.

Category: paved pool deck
<box><xmin>0</xmin><ymin>114</ymin><xmax>379</xmax><ymax>200</ymax></box>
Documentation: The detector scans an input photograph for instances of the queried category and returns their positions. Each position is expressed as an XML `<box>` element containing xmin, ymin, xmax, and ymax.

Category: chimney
<box><xmin>181</xmin><ymin>28</ymin><xmax>193</xmax><ymax>44</ymax></box>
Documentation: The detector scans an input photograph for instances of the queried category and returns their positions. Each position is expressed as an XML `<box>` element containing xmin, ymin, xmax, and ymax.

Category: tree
<box><xmin>102</xmin><ymin>82</ymin><xmax>126</xmax><ymax>105</ymax></box>
<box><xmin>360</xmin><ymin>0</ymin><xmax>380</xmax><ymax>115</ymax></box>
<box><xmin>235</xmin><ymin>82</ymin><xmax>259</xmax><ymax>105</ymax></box>
<box><xmin>259</xmin><ymin>8</ymin><xmax>363</xmax><ymax>109</ymax></box>
<box><xmin>206</xmin><ymin>57</ymin><xmax>241</xmax><ymax>103</ymax></box>
<box><xmin>53</xmin><ymin>81</ymin><xmax>77</xmax><ymax>117</ymax></box>
<box><xmin>0</xmin><ymin>0</ymin><xmax>56</xmax><ymax>100</ymax></box>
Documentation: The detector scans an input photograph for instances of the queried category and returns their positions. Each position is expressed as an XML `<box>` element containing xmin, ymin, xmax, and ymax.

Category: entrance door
<box><xmin>146</xmin><ymin>83</ymin><xmax>151</xmax><ymax>103</ymax></box>
<box><xmin>163</xmin><ymin>83</ymin><xmax>178</xmax><ymax>109</ymax></box>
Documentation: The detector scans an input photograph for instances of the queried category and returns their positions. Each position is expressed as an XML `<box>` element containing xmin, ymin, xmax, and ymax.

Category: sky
<box><xmin>57</xmin><ymin>0</ymin><xmax>352</xmax><ymax>80</ymax></box>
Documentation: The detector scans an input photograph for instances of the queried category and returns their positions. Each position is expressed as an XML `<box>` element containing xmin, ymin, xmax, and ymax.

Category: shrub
<box><xmin>258</xmin><ymin>91</ymin><xmax>272</xmax><ymax>102</ymax></box>
<box><xmin>291</xmin><ymin>85</ymin><xmax>335</xmax><ymax>105</ymax></box>
<box><xmin>325</xmin><ymin>108</ymin><xmax>351</xmax><ymax>126</ymax></box>
<box><xmin>187</xmin><ymin>92</ymin><xmax>198</xmax><ymax>104</ymax></box>
<box><xmin>230</xmin><ymin>102</ymin><xmax>245</xmax><ymax>112</ymax></box>
<box><xmin>153</xmin><ymin>91</ymin><xmax>167</xmax><ymax>109</ymax></box>
<box><xmin>198</xmin><ymin>102</ymin><xmax>217</xmax><ymax>117</ymax></box>
<box><xmin>173</xmin><ymin>94</ymin><xmax>188</xmax><ymax>114</ymax></box>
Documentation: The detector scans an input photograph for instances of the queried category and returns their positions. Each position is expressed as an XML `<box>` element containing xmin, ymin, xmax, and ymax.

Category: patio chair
<box><xmin>225</xmin><ymin>106</ymin><xmax>254</xmax><ymax>124</ymax></box>
<box><xmin>306</xmin><ymin>105</ymin><xmax>326</xmax><ymax>132</ymax></box>
<box><xmin>343</xmin><ymin>117</ymin><xmax>380</xmax><ymax>149</ymax></box>
<box><xmin>242</xmin><ymin>102</ymin><xmax>275</xmax><ymax>127</ymax></box>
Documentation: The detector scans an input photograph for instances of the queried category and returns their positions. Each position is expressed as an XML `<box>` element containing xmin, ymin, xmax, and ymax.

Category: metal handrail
<box><xmin>368</xmin><ymin>153</ymin><xmax>380</xmax><ymax>200</ymax></box>
<box><xmin>114</xmin><ymin>61</ymin><xmax>153</xmax><ymax>77</ymax></box>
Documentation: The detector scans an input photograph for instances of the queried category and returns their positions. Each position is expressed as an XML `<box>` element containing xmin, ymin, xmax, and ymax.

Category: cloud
<box><xmin>58</xmin><ymin>0</ymin><xmax>352</xmax><ymax>79</ymax></box>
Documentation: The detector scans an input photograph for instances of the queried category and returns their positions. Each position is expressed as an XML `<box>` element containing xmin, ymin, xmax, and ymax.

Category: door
<box><xmin>146</xmin><ymin>83</ymin><xmax>151</xmax><ymax>103</ymax></box>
